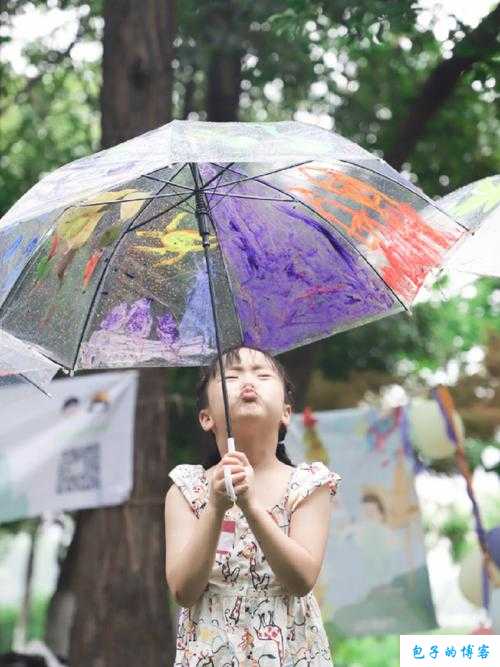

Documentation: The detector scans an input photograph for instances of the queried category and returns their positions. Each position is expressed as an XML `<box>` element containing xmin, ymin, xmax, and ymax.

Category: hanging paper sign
<box><xmin>0</xmin><ymin>371</ymin><xmax>138</xmax><ymax>523</ymax></box>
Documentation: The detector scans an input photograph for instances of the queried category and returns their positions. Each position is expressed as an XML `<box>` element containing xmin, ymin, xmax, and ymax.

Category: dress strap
<box><xmin>168</xmin><ymin>464</ymin><xmax>209</xmax><ymax>519</ymax></box>
<box><xmin>286</xmin><ymin>461</ymin><xmax>342</xmax><ymax>514</ymax></box>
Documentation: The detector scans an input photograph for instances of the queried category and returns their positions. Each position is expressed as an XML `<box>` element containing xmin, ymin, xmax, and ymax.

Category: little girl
<box><xmin>165</xmin><ymin>345</ymin><xmax>342</xmax><ymax>665</ymax></box>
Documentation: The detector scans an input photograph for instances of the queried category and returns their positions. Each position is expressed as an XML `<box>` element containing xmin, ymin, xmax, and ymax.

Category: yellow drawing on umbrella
<box><xmin>35</xmin><ymin>188</ymin><xmax>151</xmax><ymax>283</ymax></box>
<box><xmin>133</xmin><ymin>211</ymin><xmax>217</xmax><ymax>267</ymax></box>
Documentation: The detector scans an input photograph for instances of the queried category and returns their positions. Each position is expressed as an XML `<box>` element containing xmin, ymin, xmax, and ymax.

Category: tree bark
<box><xmin>101</xmin><ymin>0</ymin><xmax>175</xmax><ymax>145</ymax></box>
<box><xmin>68</xmin><ymin>370</ymin><xmax>175</xmax><ymax>666</ymax></box>
<box><xmin>43</xmin><ymin>2</ymin><xmax>177</xmax><ymax>665</ymax></box>
<box><xmin>205</xmin><ymin>3</ymin><xmax>243</xmax><ymax>121</ymax></box>
<box><xmin>207</xmin><ymin>49</ymin><xmax>243</xmax><ymax>121</ymax></box>
<box><xmin>386</xmin><ymin>3</ymin><xmax>500</xmax><ymax>170</ymax></box>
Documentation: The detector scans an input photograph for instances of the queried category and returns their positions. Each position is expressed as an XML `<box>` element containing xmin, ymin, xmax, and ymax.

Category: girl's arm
<box><xmin>244</xmin><ymin>484</ymin><xmax>332</xmax><ymax>597</ymax></box>
<box><xmin>165</xmin><ymin>484</ymin><xmax>225</xmax><ymax>607</ymax></box>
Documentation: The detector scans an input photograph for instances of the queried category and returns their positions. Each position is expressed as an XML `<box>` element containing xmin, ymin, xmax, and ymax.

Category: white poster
<box><xmin>0</xmin><ymin>371</ymin><xmax>138</xmax><ymax>523</ymax></box>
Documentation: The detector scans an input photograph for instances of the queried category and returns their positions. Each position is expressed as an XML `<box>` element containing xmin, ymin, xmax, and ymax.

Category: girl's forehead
<box><xmin>215</xmin><ymin>350</ymin><xmax>276</xmax><ymax>375</ymax></box>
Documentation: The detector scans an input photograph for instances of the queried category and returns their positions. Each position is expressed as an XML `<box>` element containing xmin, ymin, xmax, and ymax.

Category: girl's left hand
<box><xmin>220</xmin><ymin>451</ymin><xmax>256</xmax><ymax>512</ymax></box>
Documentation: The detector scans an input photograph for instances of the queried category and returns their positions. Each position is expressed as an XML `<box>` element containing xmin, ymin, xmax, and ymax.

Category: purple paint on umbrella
<box><xmin>156</xmin><ymin>311</ymin><xmax>179</xmax><ymax>344</ymax></box>
<box><xmin>100</xmin><ymin>302</ymin><xmax>129</xmax><ymax>331</ymax></box>
<box><xmin>208</xmin><ymin>184</ymin><xmax>397</xmax><ymax>351</ymax></box>
<box><xmin>126</xmin><ymin>297</ymin><xmax>153</xmax><ymax>338</ymax></box>
<box><xmin>276</xmin><ymin>204</ymin><xmax>356</xmax><ymax>270</ymax></box>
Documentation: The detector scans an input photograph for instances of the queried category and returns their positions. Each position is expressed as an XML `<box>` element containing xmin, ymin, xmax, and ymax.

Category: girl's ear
<box><xmin>199</xmin><ymin>408</ymin><xmax>214</xmax><ymax>433</ymax></box>
<box><xmin>281</xmin><ymin>403</ymin><xmax>292</xmax><ymax>426</ymax></box>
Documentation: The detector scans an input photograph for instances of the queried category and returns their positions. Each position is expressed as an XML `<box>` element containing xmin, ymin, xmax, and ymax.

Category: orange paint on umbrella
<box><xmin>47</xmin><ymin>234</ymin><xmax>59</xmax><ymax>259</ymax></box>
<box><xmin>291</xmin><ymin>165</ymin><xmax>463</xmax><ymax>302</ymax></box>
<box><xmin>83</xmin><ymin>249</ymin><xmax>103</xmax><ymax>288</ymax></box>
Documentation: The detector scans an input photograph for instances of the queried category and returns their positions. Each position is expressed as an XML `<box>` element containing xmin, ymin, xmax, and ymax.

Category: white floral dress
<box><xmin>168</xmin><ymin>460</ymin><xmax>342</xmax><ymax>666</ymax></box>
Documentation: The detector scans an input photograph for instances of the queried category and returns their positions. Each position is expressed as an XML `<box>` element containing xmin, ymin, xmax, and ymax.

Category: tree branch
<box><xmin>385</xmin><ymin>3</ymin><xmax>500</xmax><ymax>170</ymax></box>
<box><xmin>0</xmin><ymin>15</ymin><xmax>88</xmax><ymax>116</ymax></box>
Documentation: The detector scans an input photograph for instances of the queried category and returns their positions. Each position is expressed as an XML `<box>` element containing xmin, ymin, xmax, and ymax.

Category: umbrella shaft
<box><xmin>190</xmin><ymin>163</ymin><xmax>233</xmax><ymax>446</ymax></box>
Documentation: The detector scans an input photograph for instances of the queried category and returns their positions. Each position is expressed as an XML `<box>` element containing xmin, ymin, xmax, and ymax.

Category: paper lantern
<box><xmin>408</xmin><ymin>398</ymin><xmax>464</xmax><ymax>460</ymax></box>
<box><xmin>458</xmin><ymin>529</ymin><xmax>500</xmax><ymax>608</ymax></box>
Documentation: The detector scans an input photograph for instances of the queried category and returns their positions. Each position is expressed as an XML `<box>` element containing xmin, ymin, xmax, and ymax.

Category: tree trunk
<box><xmin>44</xmin><ymin>2</ymin><xmax>177</xmax><ymax>665</ymax></box>
<box><xmin>207</xmin><ymin>50</ymin><xmax>243</xmax><ymax>121</ymax></box>
<box><xmin>68</xmin><ymin>370</ymin><xmax>175</xmax><ymax>666</ymax></box>
<box><xmin>205</xmin><ymin>3</ymin><xmax>243</xmax><ymax>121</ymax></box>
<box><xmin>100</xmin><ymin>0</ymin><xmax>175</xmax><ymax>144</ymax></box>
<box><xmin>386</xmin><ymin>3</ymin><xmax>500</xmax><ymax>170</ymax></box>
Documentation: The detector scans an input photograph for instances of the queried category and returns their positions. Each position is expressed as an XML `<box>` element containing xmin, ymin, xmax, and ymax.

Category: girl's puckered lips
<box><xmin>240</xmin><ymin>388</ymin><xmax>258</xmax><ymax>400</ymax></box>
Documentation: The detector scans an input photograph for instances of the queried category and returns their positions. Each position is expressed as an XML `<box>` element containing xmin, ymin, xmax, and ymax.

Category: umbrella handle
<box><xmin>223</xmin><ymin>437</ymin><xmax>237</xmax><ymax>502</ymax></box>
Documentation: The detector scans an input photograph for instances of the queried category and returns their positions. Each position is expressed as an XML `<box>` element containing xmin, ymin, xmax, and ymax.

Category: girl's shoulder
<box><xmin>168</xmin><ymin>463</ymin><xmax>208</xmax><ymax>518</ymax></box>
<box><xmin>287</xmin><ymin>460</ymin><xmax>342</xmax><ymax>514</ymax></box>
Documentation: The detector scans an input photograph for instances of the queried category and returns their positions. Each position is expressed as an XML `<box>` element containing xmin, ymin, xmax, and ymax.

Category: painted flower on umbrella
<box><xmin>125</xmin><ymin>297</ymin><xmax>153</xmax><ymax>337</ymax></box>
<box><xmin>100</xmin><ymin>302</ymin><xmax>129</xmax><ymax>332</ymax></box>
<box><xmin>156</xmin><ymin>311</ymin><xmax>179</xmax><ymax>345</ymax></box>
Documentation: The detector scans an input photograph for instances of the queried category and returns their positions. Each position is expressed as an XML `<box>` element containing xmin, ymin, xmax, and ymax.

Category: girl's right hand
<box><xmin>208</xmin><ymin>460</ymin><xmax>246</xmax><ymax>515</ymax></box>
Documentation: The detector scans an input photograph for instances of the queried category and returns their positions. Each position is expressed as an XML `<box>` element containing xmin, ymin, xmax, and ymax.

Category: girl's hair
<box><xmin>195</xmin><ymin>345</ymin><xmax>296</xmax><ymax>469</ymax></box>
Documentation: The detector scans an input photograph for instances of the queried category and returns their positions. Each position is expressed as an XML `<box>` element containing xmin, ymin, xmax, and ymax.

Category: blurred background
<box><xmin>0</xmin><ymin>1</ymin><xmax>499</xmax><ymax>665</ymax></box>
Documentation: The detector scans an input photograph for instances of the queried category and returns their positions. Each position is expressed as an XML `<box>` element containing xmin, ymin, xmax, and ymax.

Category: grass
<box><xmin>0</xmin><ymin>596</ymin><xmax>49</xmax><ymax>653</ymax></box>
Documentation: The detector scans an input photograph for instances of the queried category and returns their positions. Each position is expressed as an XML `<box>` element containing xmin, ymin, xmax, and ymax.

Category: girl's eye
<box><xmin>224</xmin><ymin>373</ymin><xmax>272</xmax><ymax>378</ymax></box>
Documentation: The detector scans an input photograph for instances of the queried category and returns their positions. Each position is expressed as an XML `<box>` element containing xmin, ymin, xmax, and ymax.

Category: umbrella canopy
<box><xmin>0</xmin><ymin>120</ymin><xmax>467</xmax><ymax>375</ymax></box>
<box><xmin>437</xmin><ymin>175</ymin><xmax>500</xmax><ymax>277</ymax></box>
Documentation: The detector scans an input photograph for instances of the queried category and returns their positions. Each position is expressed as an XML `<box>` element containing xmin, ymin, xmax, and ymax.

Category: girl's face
<box><xmin>199</xmin><ymin>347</ymin><xmax>291</xmax><ymax>441</ymax></box>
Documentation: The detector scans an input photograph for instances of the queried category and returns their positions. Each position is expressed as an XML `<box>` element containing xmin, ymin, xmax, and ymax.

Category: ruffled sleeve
<box><xmin>286</xmin><ymin>461</ymin><xmax>342</xmax><ymax>515</ymax></box>
<box><xmin>168</xmin><ymin>464</ymin><xmax>209</xmax><ymax>519</ymax></box>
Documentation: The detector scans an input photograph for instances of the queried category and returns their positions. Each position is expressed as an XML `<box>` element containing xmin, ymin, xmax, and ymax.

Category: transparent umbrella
<box><xmin>438</xmin><ymin>175</ymin><xmax>500</xmax><ymax>277</ymax></box>
<box><xmin>0</xmin><ymin>120</ymin><xmax>473</xmax><ymax>498</ymax></box>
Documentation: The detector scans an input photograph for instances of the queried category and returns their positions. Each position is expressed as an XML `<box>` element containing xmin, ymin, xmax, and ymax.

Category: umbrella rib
<box><xmin>126</xmin><ymin>194</ymin><xmax>195</xmax><ymax>232</ymax></box>
<box><xmin>201</xmin><ymin>160</ymin><xmax>313</xmax><ymax>190</ymax></box>
<box><xmin>142</xmin><ymin>162</ymin><xmax>237</xmax><ymax>196</ymax></box>
<box><xmin>204</xmin><ymin>165</ymin><xmax>234</xmax><ymax>208</ymax></box>
<box><xmin>72</xmin><ymin>174</ymin><xmax>193</xmax><ymax>370</ymax></box>
<box><xmin>73</xmin><ymin>191</ymin><xmax>189</xmax><ymax>207</ymax></box>
<box><xmin>129</xmin><ymin>163</ymin><xmax>240</xmax><ymax>231</ymax></box>
<box><xmin>194</xmin><ymin>164</ymin><xmax>294</xmax><ymax>217</ymax></box>
<box><xmin>198</xmin><ymin>192</ymin><xmax>295</xmax><ymax>203</ymax></box>
<box><xmin>19</xmin><ymin>372</ymin><xmax>52</xmax><ymax>397</ymax></box>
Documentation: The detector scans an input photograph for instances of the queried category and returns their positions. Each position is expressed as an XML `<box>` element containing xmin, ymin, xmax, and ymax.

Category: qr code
<box><xmin>56</xmin><ymin>443</ymin><xmax>101</xmax><ymax>494</ymax></box>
